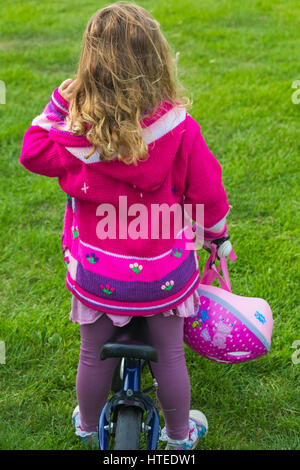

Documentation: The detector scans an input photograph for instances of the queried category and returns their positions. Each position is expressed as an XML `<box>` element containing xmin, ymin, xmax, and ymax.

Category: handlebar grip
<box><xmin>217</xmin><ymin>239</ymin><xmax>232</xmax><ymax>258</ymax></box>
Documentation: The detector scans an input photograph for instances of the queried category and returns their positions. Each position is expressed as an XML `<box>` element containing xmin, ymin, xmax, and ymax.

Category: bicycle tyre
<box><xmin>114</xmin><ymin>406</ymin><xmax>143</xmax><ymax>450</ymax></box>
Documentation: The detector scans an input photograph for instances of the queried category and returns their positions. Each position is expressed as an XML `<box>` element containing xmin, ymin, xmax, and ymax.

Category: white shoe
<box><xmin>160</xmin><ymin>409</ymin><xmax>208</xmax><ymax>450</ymax></box>
<box><xmin>72</xmin><ymin>405</ymin><xmax>98</xmax><ymax>448</ymax></box>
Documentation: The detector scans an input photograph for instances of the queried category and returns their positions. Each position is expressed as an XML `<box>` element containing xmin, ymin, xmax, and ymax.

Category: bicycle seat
<box><xmin>100</xmin><ymin>317</ymin><xmax>158</xmax><ymax>362</ymax></box>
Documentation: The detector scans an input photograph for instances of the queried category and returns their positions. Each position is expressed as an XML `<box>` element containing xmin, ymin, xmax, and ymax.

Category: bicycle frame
<box><xmin>98</xmin><ymin>357</ymin><xmax>160</xmax><ymax>450</ymax></box>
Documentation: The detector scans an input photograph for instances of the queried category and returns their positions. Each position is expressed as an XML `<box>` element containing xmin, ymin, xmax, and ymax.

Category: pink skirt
<box><xmin>69</xmin><ymin>290</ymin><xmax>200</xmax><ymax>327</ymax></box>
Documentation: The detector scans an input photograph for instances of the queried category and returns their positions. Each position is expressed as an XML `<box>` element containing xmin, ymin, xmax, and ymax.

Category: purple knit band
<box><xmin>75</xmin><ymin>249</ymin><xmax>197</xmax><ymax>303</ymax></box>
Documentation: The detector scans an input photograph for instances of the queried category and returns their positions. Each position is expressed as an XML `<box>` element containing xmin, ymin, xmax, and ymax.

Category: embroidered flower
<box><xmin>100</xmin><ymin>283</ymin><xmax>115</xmax><ymax>295</ymax></box>
<box><xmin>129</xmin><ymin>262</ymin><xmax>143</xmax><ymax>274</ymax></box>
<box><xmin>85</xmin><ymin>252</ymin><xmax>99</xmax><ymax>264</ymax></box>
<box><xmin>72</xmin><ymin>225</ymin><xmax>79</xmax><ymax>238</ymax></box>
<box><xmin>171</xmin><ymin>247</ymin><xmax>182</xmax><ymax>258</ymax></box>
<box><xmin>161</xmin><ymin>280</ymin><xmax>174</xmax><ymax>291</ymax></box>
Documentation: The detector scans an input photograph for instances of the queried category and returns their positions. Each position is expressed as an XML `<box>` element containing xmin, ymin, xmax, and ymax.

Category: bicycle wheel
<box><xmin>114</xmin><ymin>406</ymin><xmax>143</xmax><ymax>450</ymax></box>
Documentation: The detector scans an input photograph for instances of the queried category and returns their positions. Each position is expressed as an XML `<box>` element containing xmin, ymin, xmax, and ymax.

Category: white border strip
<box><xmin>51</xmin><ymin>93</ymin><xmax>69</xmax><ymax>114</ymax></box>
<box><xmin>79</xmin><ymin>238</ymin><xmax>172</xmax><ymax>261</ymax></box>
<box><xmin>141</xmin><ymin>106</ymin><xmax>186</xmax><ymax>145</ymax></box>
<box><xmin>31</xmin><ymin>113</ymin><xmax>53</xmax><ymax>130</ymax></box>
<box><xmin>64</xmin><ymin>106</ymin><xmax>186</xmax><ymax>163</ymax></box>
<box><xmin>67</xmin><ymin>272</ymin><xmax>200</xmax><ymax>311</ymax></box>
<box><xmin>65</xmin><ymin>145</ymin><xmax>101</xmax><ymax>163</ymax></box>
<box><xmin>79</xmin><ymin>225</ymin><xmax>190</xmax><ymax>261</ymax></box>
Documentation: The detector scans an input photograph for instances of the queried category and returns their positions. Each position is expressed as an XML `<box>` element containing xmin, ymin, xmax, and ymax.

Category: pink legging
<box><xmin>76</xmin><ymin>313</ymin><xmax>191</xmax><ymax>440</ymax></box>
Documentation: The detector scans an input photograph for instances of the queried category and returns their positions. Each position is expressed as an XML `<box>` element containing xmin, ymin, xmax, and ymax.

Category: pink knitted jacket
<box><xmin>20</xmin><ymin>88</ymin><xmax>230</xmax><ymax>316</ymax></box>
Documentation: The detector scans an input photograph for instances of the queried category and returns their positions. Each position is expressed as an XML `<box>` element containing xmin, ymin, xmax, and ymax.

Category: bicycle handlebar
<box><xmin>204</xmin><ymin>235</ymin><xmax>233</xmax><ymax>259</ymax></box>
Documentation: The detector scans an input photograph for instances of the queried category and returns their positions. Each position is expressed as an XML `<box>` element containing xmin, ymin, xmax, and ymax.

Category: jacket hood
<box><xmin>97</xmin><ymin>102</ymin><xmax>187</xmax><ymax>192</ymax></box>
<box><xmin>56</xmin><ymin>101</ymin><xmax>187</xmax><ymax>193</ymax></box>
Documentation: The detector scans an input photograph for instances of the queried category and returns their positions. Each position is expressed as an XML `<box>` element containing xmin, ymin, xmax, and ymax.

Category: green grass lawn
<box><xmin>0</xmin><ymin>0</ymin><xmax>299</xmax><ymax>450</ymax></box>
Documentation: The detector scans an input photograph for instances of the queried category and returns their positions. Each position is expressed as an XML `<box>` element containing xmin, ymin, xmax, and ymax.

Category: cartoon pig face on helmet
<box><xmin>184</xmin><ymin>286</ymin><xmax>273</xmax><ymax>364</ymax></box>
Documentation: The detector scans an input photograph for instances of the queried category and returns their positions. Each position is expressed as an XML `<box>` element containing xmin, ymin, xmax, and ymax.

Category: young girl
<box><xmin>20</xmin><ymin>2</ymin><xmax>230</xmax><ymax>450</ymax></box>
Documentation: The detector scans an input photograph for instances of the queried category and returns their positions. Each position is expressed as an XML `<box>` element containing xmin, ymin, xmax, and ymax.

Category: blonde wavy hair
<box><xmin>65</xmin><ymin>1</ymin><xmax>192</xmax><ymax>165</ymax></box>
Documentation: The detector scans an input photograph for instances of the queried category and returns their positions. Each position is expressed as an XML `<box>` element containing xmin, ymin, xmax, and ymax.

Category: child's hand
<box><xmin>58</xmin><ymin>78</ymin><xmax>77</xmax><ymax>103</ymax></box>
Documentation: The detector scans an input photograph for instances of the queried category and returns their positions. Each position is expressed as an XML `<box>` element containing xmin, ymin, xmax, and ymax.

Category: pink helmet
<box><xmin>184</xmin><ymin>242</ymin><xmax>273</xmax><ymax>364</ymax></box>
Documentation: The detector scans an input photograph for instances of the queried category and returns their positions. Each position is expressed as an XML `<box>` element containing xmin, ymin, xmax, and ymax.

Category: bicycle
<box><xmin>97</xmin><ymin>237</ymin><xmax>233</xmax><ymax>450</ymax></box>
<box><xmin>98</xmin><ymin>316</ymin><xmax>161</xmax><ymax>450</ymax></box>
